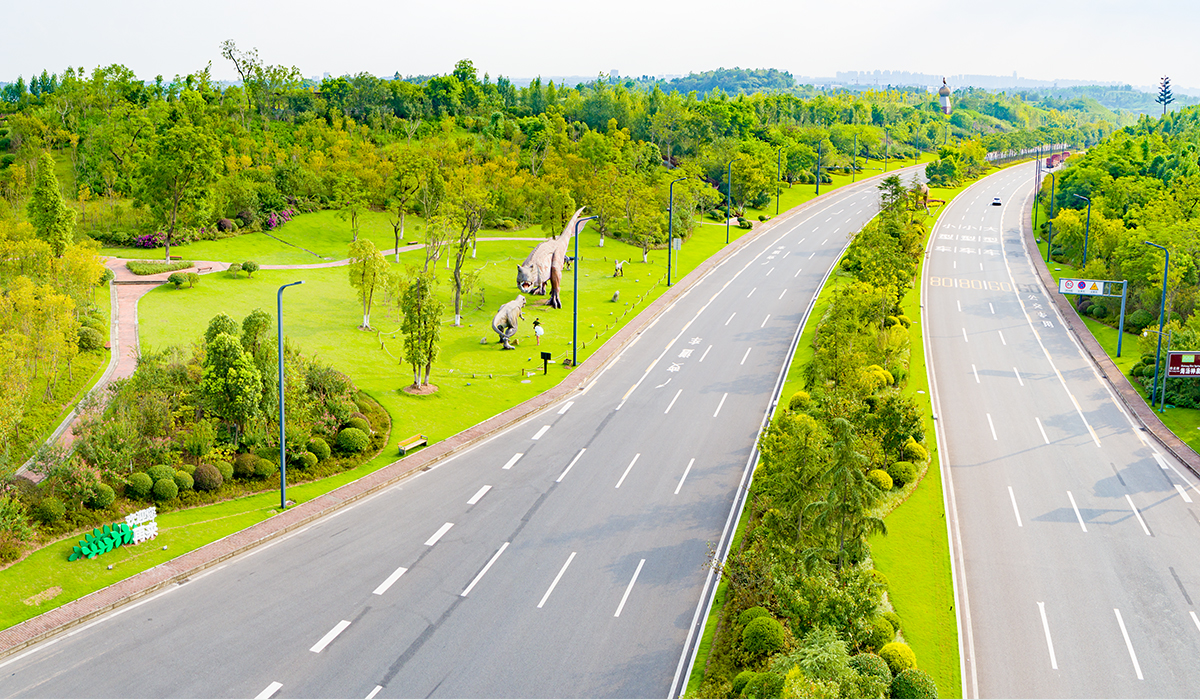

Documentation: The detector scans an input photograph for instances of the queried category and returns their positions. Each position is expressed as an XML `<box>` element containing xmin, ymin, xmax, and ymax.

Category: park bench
<box><xmin>398</xmin><ymin>433</ymin><xmax>428</xmax><ymax>456</ymax></box>
<box><xmin>197</xmin><ymin>266</ymin><xmax>212</xmax><ymax>273</ymax></box>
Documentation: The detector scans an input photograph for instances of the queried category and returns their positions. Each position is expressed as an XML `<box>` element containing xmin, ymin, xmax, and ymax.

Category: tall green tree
<box><xmin>401</xmin><ymin>272</ymin><xmax>443</xmax><ymax>388</ymax></box>
<box><xmin>347</xmin><ymin>239</ymin><xmax>390</xmax><ymax>329</ymax></box>
<box><xmin>803</xmin><ymin>418</ymin><xmax>886</xmax><ymax>575</ymax></box>
<box><xmin>199</xmin><ymin>333</ymin><xmax>263</xmax><ymax>441</ymax></box>
<box><xmin>27</xmin><ymin>152</ymin><xmax>75</xmax><ymax>257</ymax></box>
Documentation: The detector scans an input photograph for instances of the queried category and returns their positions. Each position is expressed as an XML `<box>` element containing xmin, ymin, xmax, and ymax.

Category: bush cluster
<box><xmin>887</xmin><ymin>461</ymin><xmax>917</xmax><ymax>487</ymax></box>
<box><xmin>33</xmin><ymin>497</ymin><xmax>65</xmax><ymax>524</ymax></box>
<box><xmin>742</xmin><ymin>615</ymin><xmax>787</xmax><ymax>657</ymax></box>
<box><xmin>879</xmin><ymin>641</ymin><xmax>916</xmax><ymax>675</ymax></box>
<box><xmin>126</xmin><ymin>472</ymin><xmax>153</xmax><ymax>499</ymax></box>
<box><xmin>152</xmin><ymin>477</ymin><xmax>178</xmax><ymax>501</ymax></box>
<box><xmin>173</xmin><ymin>469</ymin><xmax>194</xmax><ymax>492</ymax></box>
<box><xmin>867</xmin><ymin>468</ymin><xmax>893</xmax><ymax>491</ymax></box>
<box><xmin>337</xmin><ymin>427</ymin><xmax>369</xmax><ymax>453</ymax></box>
<box><xmin>194</xmin><ymin>463</ymin><xmax>223</xmax><ymax>491</ymax></box>
<box><xmin>87</xmin><ymin>483</ymin><xmax>116</xmax><ymax>509</ymax></box>
<box><xmin>307</xmin><ymin>437</ymin><xmax>331</xmax><ymax>461</ymax></box>
<box><xmin>78</xmin><ymin>326</ymin><xmax>105</xmax><ymax>351</ymax></box>
<box><xmin>890</xmin><ymin>668</ymin><xmax>937</xmax><ymax>699</ymax></box>
<box><xmin>346</xmin><ymin>416</ymin><xmax>371</xmax><ymax>434</ymax></box>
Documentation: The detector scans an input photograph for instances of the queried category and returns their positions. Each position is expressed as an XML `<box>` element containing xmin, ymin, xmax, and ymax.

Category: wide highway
<box><xmin>0</xmin><ymin>171</ymin><xmax>917</xmax><ymax>699</ymax></box>
<box><xmin>927</xmin><ymin>161</ymin><xmax>1200</xmax><ymax>697</ymax></box>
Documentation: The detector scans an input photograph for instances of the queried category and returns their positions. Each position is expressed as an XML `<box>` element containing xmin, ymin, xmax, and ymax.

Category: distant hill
<box><xmin>661</xmin><ymin>67</ymin><xmax>795</xmax><ymax>94</ymax></box>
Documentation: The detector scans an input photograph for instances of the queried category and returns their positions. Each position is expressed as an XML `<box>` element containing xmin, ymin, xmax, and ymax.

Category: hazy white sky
<box><xmin>3</xmin><ymin>0</ymin><xmax>1196</xmax><ymax>89</ymax></box>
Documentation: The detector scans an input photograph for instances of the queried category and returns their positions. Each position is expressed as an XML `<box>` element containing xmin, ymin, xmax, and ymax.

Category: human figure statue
<box><xmin>517</xmin><ymin>207</ymin><xmax>586</xmax><ymax>309</ymax></box>
<box><xmin>491</xmin><ymin>295</ymin><xmax>526</xmax><ymax>350</ymax></box>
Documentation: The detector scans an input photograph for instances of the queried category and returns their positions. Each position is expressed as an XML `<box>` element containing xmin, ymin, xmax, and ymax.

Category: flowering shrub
<box><xmin>134</xmin><ymin>231</ymin><xmax>164</xmax><ymax>248</ymax></box>
<box><xmin>264</xmin><ymin>208</ymin><xmax>296</xmax><ymax>231</ymax></box>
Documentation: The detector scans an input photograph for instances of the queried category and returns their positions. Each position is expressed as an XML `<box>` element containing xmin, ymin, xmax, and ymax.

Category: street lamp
<box><xmin>775</xmin><ymin>146</ymin><xmax>783</xmax><ymax>216</ymax></box>
<box><xmin>1144</xmin><ymin>241</ymin><xmax>1170</xmax><ymax>412</ymax></box>
<box><xmin>884</xmin><ymin>126</ymin><xmax>890</xmax><ymax>172</ymax></box>
<box><xmin>1045</xmin><ymin>172</ymin><xmax>1056</xmax><ymax>263</ymax></box>
<box><xmin>277</xmin><ymin>280</ymin><xmax>303</xmax><ymax>510</ymax></box>
<box><xmin>1143</xmin><ymin>328</ymin><xmax>1174</xmax><ymax>410</ymax></box>
<box><xmin>1073</xmin><ymin>194</ymin><xmax>1092</xmax><ymax>266</ymax></box>
<box><xmin>852</xmin><ymin>133</ymin><xmax>858</xmax><ymax>182</ymax></box>
<box><xmin>814</xmin><ymin>139</ymin><xmax>823</xmax><ymax>195</ymax></box>
<box><xmin>725</xmin><ymin>156</ymin><xmax>743</xmax><ymax>245</ymax></box>
<box><xmin>668</xmin><ymin>176</ymin><xmax>688</xmax><ymax>287</ymax></box>
<box><xmin>572</xmin><ymin>215</ymin><xmax>599</xmax><ymax>369</ymax></box>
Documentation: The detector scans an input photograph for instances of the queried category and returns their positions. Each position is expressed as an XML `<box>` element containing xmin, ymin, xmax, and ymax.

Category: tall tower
<box><xmin>938</xmin><ymin>78</ymin><xmax>952</xmax><ymax>115</ymax></box>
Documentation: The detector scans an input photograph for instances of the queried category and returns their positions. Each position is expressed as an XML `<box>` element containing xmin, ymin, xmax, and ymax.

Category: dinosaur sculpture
<box><xmin>517</xmin><ymin>207</ymin><xmax>585</xmax><ymax>309</ymax></box>
<box><xmin>491</xmin><ymin>295</ymin><xmax>526</xmax><ymax>350</ymax></box>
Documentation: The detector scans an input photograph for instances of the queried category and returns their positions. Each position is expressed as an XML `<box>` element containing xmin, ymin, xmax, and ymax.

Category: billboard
<box><xmin>1167</xmin><ymin>352</ymin><xmax>1200</xmax><ymax>378</ymax></box>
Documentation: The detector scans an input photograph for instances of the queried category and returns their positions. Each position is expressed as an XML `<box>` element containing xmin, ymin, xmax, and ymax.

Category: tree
<box><xmin>27</xmin><ymin>152</ymin><xmax>75</xmax><ymax>257</ymax></box>
<box><xmin>401</xmin><ymin>272</ymin><xmax>443</xmax><ymax>388</ymax></box>
<box><xmin>1157</xmin><ymin>76</ymin><xmax>1175</xmax><ymax>116</ymax></box>
<box><xmin>388</xmin><ymin>152</ymin><xmax>423</xmax><ymax>262</ymax></box>
<box><xmin>803</xmin><ymin>418</ymin><xmax>886</xmax><ymax>575</ymax></box>
<box><xmin>134</xmin><ymin>106</ymin><xmax>220</xmax><ymax>261</ymax></box>
<box><xmin>446</xmin><ymin>164</ymin><xmax>494</xmax><ymax>326</ymax></box>
<box><xmin>199</xmin><ymin>333</ymin><xmax>263</xmax><ymax>441</ymax></box>
<box><xmin>334</xmin><ymin>174</ymin><xmax>368</xmax><ymax>241</ymax></box>
<box><xmin>347</xmin><ymin>239</ymin><xmax>390</xmax><ymax>329</ymax></box>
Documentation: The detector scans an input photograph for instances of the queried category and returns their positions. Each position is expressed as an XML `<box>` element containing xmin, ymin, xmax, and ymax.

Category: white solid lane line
<box><xmin>699</xmin><ymin>345</ymin><xmax>712</xmax><ymax>362</ymax></box>
<box><xmin>615</xmin><ymin>453</ymin><xmax>641</xmax><ymax>488</ymax></box>
<box><xmin>1037</xmin><ymin>602</ymin><xmax>1058</xmax><ymax>669</ymax></box>
<box><xmin>741</xmin><ymin>348</ymin><xmax>752</xmax><ymax>366</ymax></box>
<box><xmin>502</xmin><ymin>453</ymin><xmax>523</xmax><ymax>470</ymax></box>
<box><xmin>366</xmin><ymin>686</ymin><xmax>383</xmax><ymax>700</ymax></box>
<box><xmin>664</xmin><ymin>389</ymin><xmax>683</xmax><ymax>414</ymax></box>
<box><xmin>373</xmin><ymin>566</ymin><xmax>409</xmax><ymax>595</ymax></box>
<box><xmin>972</xmin><ymin>364</ymin><xmax>980</xmax><ymax>383</ymax></box>
<box><xmin>1008</xmin><ymin>486</ymin><xmax>1023</xmax><ymax>527</ymax></box>
<box><xmin>461</xmin><ymin>542</ymin><xmax>509</xmax><ymax>597</ymax></box>
<box><xmin>256</xmin><ymin>682</ymin><xmax>283</xmax><ymax>699</ymax></box>
<box><xmin>675</xmin><ymin>458</ymin><xmax>696</xmax><ymax>495</ymax></box>
<box><xmin>556</xmin><ymin>448</ymin><xmax>586</xmax><ymax>482</ymax></box>
<box><xmin>557</xmin><ymin>401</ymin><xmax>574</xmax><ymax>415</ymax></box>
<box><xmin>310</xmin><ymin>620</ymin><xmax>351</xmax><ymax>653</ymax></box>
<box><xmin>1177</xmin><ymin>484</ymin><xmax>1194</xmax><ymax>503</ymax></box>
<box><xmin>1067</xmin><ymin>491</ymin><xmax>1088</xmax><ymax>532</ymax></box>
<box><xmin>725</xmin><ymin>313</ymin><xmax>736</xmax><ymax>326</ymax></box>
<box><xmin>998</xmin><ymin>330</ymin><xmax>1007</xmax><ymax>345</ymax></box>
<box><xmin>531</xmin><ymin>425</ymin><xmax>550</xmax><ymax>440</ymax></box>
<box><xmin>467</xmin><ymin>485</ymin><xmax>491</xmax><ymax>505</ymax></box>
<box><xmin>1126</xmin><ymin>495</ymin><xmax>1152</xmax><ymax>536</ymax></box>
<box><xmin>538</xmin><ymin>552</ymin><xmax>577</xmax><ymax>609</ymax></box>
<box><xmin>986</xmin><ymin>413</ymin><xmax>998</xmax><ymax>440</ymax></box>
<box><xmin>1114</xmin><ymin>608</ymin><xmax>1145</xmax><ymax>680</ymax></box>
<box><xmin>713</xmin><ymin>393</ymin><xmax>728</xmax><ymax>418</ymax></box>
<box><xmin>425</xmin><ymin>522</ymin><xmax>454</xmax><ymax>546</ymax></box>
<box><xmin>761</xmin><ymin>314</ymin><xmax>770</xmax><ymax>328</ymax></box>
<box><xmin>1036</xmin><ymin>418</ymin><xmax>1050</xmax><ymax>444</ymax></box>
<box><xmin>1014</xmin><ymin>367</ymin><xmax>1024</xmax><ymax>386</ymax></box>
<box><xmin>614</xmin><ymin>559</ymin><xmax>646</xmax><ymax>617</ymax></box>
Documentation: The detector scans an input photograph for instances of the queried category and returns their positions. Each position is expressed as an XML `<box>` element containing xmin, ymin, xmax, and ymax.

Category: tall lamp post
<box><xmin>571</xmin><ymin>215</ymin><xmax>599</xmax><ymax>369</ymax></box>
<box><xmin>277</xmin><ymin>280</ymin><xmax>303</xmax><ymax>510</ymax></box>
<box><xmin>668</xmin><ymin>177</ymin><xmax>688</xmax><ymax>287</ymax></box>
<box><xmin>1045</xmin><ymin>172</ymin><xmax>1056</xmax><ymax>263</ymax></box>
<box><xmin>1145</xmin><ymin>241</ymin><xmax>1170</xmax><ymax>412</ymax></box>
<box><xmin>884</xmin><ymin>126</ymin><xmax>890</xmax><ymax>172</ymax></box>
<box><xmin>814</xmin><ymin>140</ymin><xmax>823</xmax><ymax>195</ymax></box>
<box><xmin>725</xmin><ymin>156</ymin><xmax>742</xmax><ymax>245</ymax></box>
<box><xmin>775</xmin><ymin>146</ymin><xmax>783</xmax><ymax>216</ymax></box>
<box><xmin>851</xmin><ymin>133</ymin><xmax>858</xmax><ymax>182</ymax></box>
<box><xmin>1073</xmin><ymin>193</ymin><xmax>1092</xmax><ymax>266</ymax></box>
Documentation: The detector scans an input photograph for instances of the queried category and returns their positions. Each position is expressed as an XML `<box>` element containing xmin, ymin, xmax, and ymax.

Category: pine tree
<box><xmin>401</xmin><ymin>272</ymin><xmax>443</xmax><ymax>388</ymax></box>
<box><xmin>27</xmin><ymin>152</ymin><xmax>75</xmax><ymax>257</ymax></box>
<box><xmin>1156</xmin><ymin>76</ymin><xmax>1175</xmax><ymax>116</ymax></box>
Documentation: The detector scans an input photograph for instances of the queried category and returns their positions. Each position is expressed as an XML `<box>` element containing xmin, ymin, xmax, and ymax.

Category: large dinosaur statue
<box><xmin>517</xmin><ymin>207</ymin><xmax>585</xmax><ymax>309</ymax></box>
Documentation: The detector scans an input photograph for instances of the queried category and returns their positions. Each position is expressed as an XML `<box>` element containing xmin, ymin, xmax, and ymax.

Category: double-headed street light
<box><xmin>277</xmin><ymin>280</ymin><xmax>304</xmax><ymax>510</ymax></box>
<box><xmin>775</xmin><ymin>146</ymin><xmax>783</xmax><ymax>216</ymax></box>
<box><xmin>1073</xmin><ymin>193</ymin><xmax>1092</xmax><ymax>266</ymax></box>
<box><xmin>1045</xmin><ymin>172</ymin><xmax>1056</xmax><ymax>263</ymax></box>
<box><xmin>572</xmin><ymin>215</ymin><xmax>599</xmax><ymax>368</ymax></box>
<box><xmin>725</xmin><ymin>156</ymin><xmax>743</xmax><ymax>245</ymax></box>
<box><xmin>668</xmin><ymin>176</ymin><xmax>688</xmax><ymax>286</ymax></box>
<box><xmin>1144</xmin><ymin>241</ymin><xmax>1170</xmax><ymax>412</ymax></box>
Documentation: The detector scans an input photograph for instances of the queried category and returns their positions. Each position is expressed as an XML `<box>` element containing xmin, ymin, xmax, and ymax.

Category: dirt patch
<box><xmin>24</xmin><ymin>586</ymin><xmax>62</xmax><ymax>606</ymax></box>
<box><xmin>401</xmin><ymin>384</ymin><xmax>439</xmax><ymax>396</ymax></box>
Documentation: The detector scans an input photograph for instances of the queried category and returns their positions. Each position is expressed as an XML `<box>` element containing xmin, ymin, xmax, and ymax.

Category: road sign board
<box><xmin>1057</xmin><ymin>278</ymin><xmax>1125</xmax><ymax>297</ymax></box>
<box><xmin>1168</xmin><ymin>351</ymin><xmax>1200</xmax><ymax>377</ymax></box>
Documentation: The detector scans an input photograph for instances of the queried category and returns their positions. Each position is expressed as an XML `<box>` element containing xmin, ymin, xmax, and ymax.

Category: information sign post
<box><xmin>1057</xmin><ymin>278</ymin><xmax>1129</xmax><ymax>356</ymax></box>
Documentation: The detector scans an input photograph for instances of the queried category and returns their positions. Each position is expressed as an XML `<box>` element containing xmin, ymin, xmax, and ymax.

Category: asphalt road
<box><xmin>927</xmin><ymin>162</ymin><xmax>1200</xmax><ymax>698</ymax></box>
<box><xmin>0</xmin><ymin>172</ymin><xmax>918</xmax><ymax>699</ymax></box>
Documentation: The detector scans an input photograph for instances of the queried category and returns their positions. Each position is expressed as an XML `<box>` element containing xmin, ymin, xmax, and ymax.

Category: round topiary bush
<box><xmin>346</xmin><ymin>416</ymin><xmax>371</xmax><ymax>434</ymax></box>
<box><xmin>882</xmin><ymin>610</ymin><xmax>902</xmax><ymax>633</ymax></box>
<box><xmin>242</xmin><ymin>260</ymin><xmax>260</xmax><ymax>277</ymax></box>
<box><xmin>788</xmin><ymin>390</ymin><xmax>812</xmax><ymax>411</ymax></box>
<box><xmin>869</xmin><ymin>617</ymin><xmax>895</xmax><ymax>651</ymax></box>
<box><xmin>337</xmin><ymin>427</ymin><xmax>369</xmax><ymax>453</ymax></box>
<box><xmin>890</xmin><ymin>668</ymin><xmax>938</xmax><ymax>699</ymax></box>
<box><xmin>194</xmin><ymin>463</ymin><xmax>223</xmax><ymax>491</ymax></box>
<box><xmin>743</xmin><ymin>672</ymin><xmax>784</xmax><ymax>699</ymax></box>
<box><xmin>1091</xmin><ymin>304</ymin><xmax>1108</xmax><ymax>319</ymax></box>
<box><xmin>879</xmin><ymin>642</ymin><xmax>916</xmax><ymax>675</ymax></box>
<box><xmin>173</xmin><ymin>470</ymin><xmax>194</xmax><ymax>492</ymax></box>
<box><xmin>742</xmin><ymin>615</ymin><xmax>787</xmax><ymax>657</ymax></box>
<box><xmin>87</xmin><ymin>483</ymin><xmax>116</xmax><ymax>510</ymax></box>
<box><xmin>254</xmin><ymin>458</ymin><xmax>276</xmax><ymax>478</ymax></box>
<box><xmin>868</xmin><ymin>569</ymin><xmax>889</xmax><ymax>589</ymax></box>
<box><xmin>867</xmin><ymin>469</ymin><xmax>893</xmax><ymax>491</ymax></box>
<box><xmin>738</xmin><ymin>605</ymin><xmax>772</xmax><ymax>626</ymax></box>
<box><xmin>168</xmin><ymin>271</ymin><xmax>187</xmax><ymax>289</ymax></box>
<box><xmin>147</xmin><ymin>464</ymin><xmax>174</xmax><ymax>483</ymax></box>
<box><xmin>903</xmin><ymin>440</ymin><xmax>929</xmax><ymax>463</ymax></box>
<box><xmin>849</xmin><ymin>652</ymin><xmax>892</xmax><ymax>685</ymax></box>
<box><xmin>152</xmin><ymin>477</ymin><xmax>179</xmax><ymax>501</ymax></box>
<box><xmin>233</xmin><ymin>453</ymin><xmax>259</xmax><ymax>478</ymax></box>
<box><xmin>177</xmin><ymin>463</ymin><xmax>196</xmax><ymax>476</ymax></box>
<box><xmin>731</xmin><ymin>670</ymin><xmax>755</xmax><ymax>696</ymax></box>
<box><xmin>213</xmin><ymin>460</ymin><xmax>233</xmax><ymax>481</ymax></box>
<box><xmin>80</xmin><ymin>315</ymin><xmax>105</xmax><ymax>332</ymax></box>
<box><xmin>887</xmin><ymin>461</ymin><xmax>917</xmax><ymax>487</ymax></box>
<box><xmin>297</xmin><ymin>451</ymin><xmax>318</xmax><ymax>470</ymax></box>
<box><xmin>308</xmin><ymin>437</ymin><xmax>331</xmax><ymax>461</ymax></box>
<box><xmin>34</xmin><ymin>497</ymin><xmax>65</xmax><ymax>524</ymax></box>
<box><xmin>78</xmin><ymin>326</ymin><xmax>105</xmax><ymax>351</ymax></box>
<box><xmin>127</xmin><ymin>472</ymin><xmax>154</xmax><ymax>499</ymax></box>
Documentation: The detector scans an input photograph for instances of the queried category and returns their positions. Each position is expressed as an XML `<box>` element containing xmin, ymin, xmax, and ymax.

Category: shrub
<box><xmin>307</xmin><ymin>437</ymin><xmax>331</xmax><ymax>461</ymax></box>
<box><xmin>742</xmin><ymin>616</ymin><xmax>787</xmax><ymax>657</ymax></box>
<box><xmin>80</xmin><ymin>315</ymin><xmax>105</xmax><ymax>332</ymax></box>
<box><xmin>173</xmin><ymin>470</ymin><xmax>194</xmax><ymax>492</ymax></box>
<box><xmin>337</xmin><ymin>427</ymin><xmax>369</xmax><ymax>453</ymax></box>
<box><xmin>186</xmin><ymin>272</ymin><xmax>200</xmax><ymax>288</ymax></box>
<box><xmin>0</xmin><ymin>541</ymin><xmax>21</xmax><ymax>563</ymax></box>
<box><xmin>152</xmin><ymin>477</ymin><xmax>179</xmax><ymax>501</ymax></box>
<box><xmin>78</xmin><ymin>326</ymin><xmax>105</xmax><ymax>351</ymax></box>
<box><xmin>194</xmin><ymin>463</ymin><xmax>223</xmax><ymax>491</ymax></box>
<box><xmin>897</xmin><ymin>315</ymin><xmax>912</xmax><ymax>327</ymax></box>
<box><xmin>738</xmin><ymin>605</ymin><xmax>772</xmax><ymax>626</ymax></box>
<box><xmin>882</xmin><ymin>611</ymin><xmax>902</xmax><ymax>633</ymax></box>
<box><xmin>254</xmin><ymin>458</ymin><xmax>277</xmax><ymax>478</ymax></box>
<box><xmin>178</xmin><ymin>463</ymin><xmax>196</xmax><ymax>476</ymax></box>
<box><xmin>125</xmin><ymin>260</ymin><xmax>193</xmax><ymax>276</ymax></box>
<box><xmin>33</xmin><ymin>497</ymin><xmax>65</xmax><ymax>524</ymax></box>
<box><xmin>890</xmin><ymin>668</ymin><xmax>937</xmax><ymax>699</ymax></box>
<box><xmin>242</xmin><ymin>261</ymin><xmax>260</xmax><ymax>277</ymax></box>
<box><xmin>236</xmin><ymin>209</ymin><xmax>255</xmax><ymax>227</ymax></box>
<box><xmin>126</xmin><ymin>472</ymin><xmax>154</xmax><ymax>499</ymax></box>
<box><xmin>233</xmin><ymin>453</ymin><xmax>258</xmax><ymax>478</ymax></box>
<box><xmin>743</xmin><ymin>672</ymin><xmax>784</xmax><ymax>699</ymax></box>
<box><xmin>902</xmin><ymin>440</ymin><xmax>929</xmax><ymax>463</ymax></box>
<box><xmin>217</xmin><ymin>218</ymin><xmax>235</xmax><ymax>232</ymax></box>
<box><xmin>168</xmin><ymin>272</ymin><xmax>187</xmax><ymax>288</ymax></box>
<box><xmin>297</xmin><ymin>451</ymin><xmax>318</xmax><ymax>470</ymax></box>
<box><xmin>788</xmin><ymin>390</ymin><xmax>812</xmax><ymax>411</ymax></box>
<box><xmin>147</xmin><ymin>464</ymin><xmax>174</xmax><ymax>483</ymax></box>
<box><xmin>87</xmin><ymin>483</ymin><xmax>116</xmax><ymax>510</ymax></box>
<box><xmin>867</xmin><ymin>469</ymin><xmax>893</xmax><ymax>491</ymax></box>
<box><xmin>887</xmin><ymin>461</ymin><xmax>917</xmax><ymax>487</ymax></box>
<box><xmin>346</xmin><ymin>416</ymin><xmax>371</xmax><ymax>434</ymax></box>
<box><xmin>878</xmin><ymin>642</ymin><xmax>916</xmax><ymax>675</ymax></box>
<box><xmin>228</xmin><ymin>262</ymin><xmax>243</xmax><ymax>278</ymax></box>
<box><xmin>213</xmin><ymin>460</ymin><xmax>234</xmax><ymax>482</ymax></box>
<box><xmin>731</xmin><ymin>670</ymin><xmax>755</xmax><ymax>696</ymax></box>
<box><xmin>868</xmin><ymin>617</ymin><xmax>895</xmax><ymax>651</ymax></box>
<box><xmin>849</xmin><ymin>653</ymin><xmax>892</xmax><ymax>685</ymax></box>
<box><xmin>1127</xmin><ymin>308</ymin><xmax>1154</xmax><ymax>332</ymax></box>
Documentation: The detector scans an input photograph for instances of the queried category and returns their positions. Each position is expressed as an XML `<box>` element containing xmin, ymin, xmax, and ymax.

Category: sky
<box><xmin>3</xmin><ymin>0</ymin><xmax>1197</xmax><ymax>90</ymax></box>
